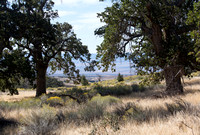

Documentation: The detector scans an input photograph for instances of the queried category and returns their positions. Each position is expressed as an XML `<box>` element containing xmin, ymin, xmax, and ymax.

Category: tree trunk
<box><xmin>36</xmin><ymin>64</ymin><xmax>47</xmax><ymax>97</ymax></box>
<box><xmin>164</xmin><ymin>66</ymin><xmax>184</xmax><ymax>95</ymax></box>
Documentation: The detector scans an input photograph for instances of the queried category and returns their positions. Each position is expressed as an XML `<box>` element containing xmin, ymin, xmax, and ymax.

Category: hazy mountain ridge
<box><xmin>49</xmin><ymin>54</ymin><xmax>136</xmax><ymax>77</ymax></box>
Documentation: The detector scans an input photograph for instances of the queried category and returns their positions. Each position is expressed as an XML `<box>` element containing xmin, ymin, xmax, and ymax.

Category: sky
<box><xmin>51</xmin><ymin>1</ymin><xmax>135</xmax><ymax>76</ymax></box>
<box><xmin>52</xmin><ymin>0</ymin><xmax>112</xmax><ymax>54</ymax></box>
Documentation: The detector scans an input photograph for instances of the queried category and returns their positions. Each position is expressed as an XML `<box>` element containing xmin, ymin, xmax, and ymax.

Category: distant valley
<box><xmin>49</xmin><ymin>54</ymin><xmax>136</xmax><ymax>79</ymax></box>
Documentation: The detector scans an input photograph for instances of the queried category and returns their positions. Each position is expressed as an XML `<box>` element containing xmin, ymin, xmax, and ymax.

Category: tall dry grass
<box><xmin>0</xmin><ymin>77</ymin><xmax>200</xmax><ymax>135</ymax></box>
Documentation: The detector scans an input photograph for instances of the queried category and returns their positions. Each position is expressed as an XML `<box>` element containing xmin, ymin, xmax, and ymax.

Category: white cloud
<box><xmin>57</xmin><ymin>11</ymin><xmax>76</xmax><ymax>17</ymax></box>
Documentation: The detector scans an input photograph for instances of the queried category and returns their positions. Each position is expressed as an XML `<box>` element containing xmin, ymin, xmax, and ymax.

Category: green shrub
<box><xmin>64</xmin><ymin>111</ymin><xmax>79</xmax><ymax>123</ymax></box>
<box><xmin>117</xmin><ymin>73</ymin><xmax>124</xmax><ymax>82</ymax></box>
<box><xmin>113</xmin><ymin>102</ymin><xmax>144</xmax><ymax>122</ymax></box>
<box><xmin>81</xmin><ymin>75</ymin><xmax>89</xmax><ymax>86</ymax></box>
<box><xmin>131</xmin><ymin>84</ymin><xmax>146</xmax><ymax>92</ymax></box>
<box><xmin>46</xmin><ymin>96</ymin><xmax>64</xmax><ymax>107</ymax></box>
<box><xmin>65</xmin><ymin>87</ymin><xmax>97</xmax><ymax>103</ymax></box>
<box><xmin>90</xmin><ymin>94</ymin><xmax>120</xmax><ymax>106</ymax></box>
<box><xmin>94</xmin><ymin>84</ymin><xmax>132</xmax><ymax>96</ymax></box>
<box><xmin>46</xmin><ymin>77</ymin><xmax>65</xmax><ymax>88</ymax></box>
<box><xmin>19</xmin><ymin>105</ymin><xmax>59</xmax><ymax>135</ymax></box>
<box><xmin>0</xmin><ymin>98</ymin><xmax>41</xmax><ymax>111</ymax></box>
<box><xmin>79</xmin><ymin>101</ymin><xmax>105</xmax><ymax>123</ymax></box>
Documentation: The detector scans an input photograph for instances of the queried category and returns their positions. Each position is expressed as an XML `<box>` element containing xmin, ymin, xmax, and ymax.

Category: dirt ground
<box><xmin>0</xmin><ymin>90</ymin><xmax>54</xmax><ymax>102</ymax></box>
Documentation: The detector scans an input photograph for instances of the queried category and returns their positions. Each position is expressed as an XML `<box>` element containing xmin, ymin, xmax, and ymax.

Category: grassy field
<box><xmin>0</xmin><ymin>76</ymin><xmax>200</xmax><ymax>135</ymax></box>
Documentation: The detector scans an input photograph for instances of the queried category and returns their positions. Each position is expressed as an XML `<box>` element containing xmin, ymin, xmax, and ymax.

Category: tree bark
<box><xmin>164</xmin><ymin>66</ymin><xmax>184</xmax><ymax>95</ymax></box>
<box><xmin>36</xmin><ymin>64</ymin><xmax>47</xmax><ymax>97</ymax></box>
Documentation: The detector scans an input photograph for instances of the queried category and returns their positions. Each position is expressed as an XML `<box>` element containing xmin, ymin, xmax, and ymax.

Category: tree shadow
<box><xmin>0</xmin><ymin>117</ymin><xmax>18</xmax><ymax>134</ymax></box>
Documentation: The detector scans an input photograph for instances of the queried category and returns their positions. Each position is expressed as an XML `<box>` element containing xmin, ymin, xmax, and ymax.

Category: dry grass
<box><xmin>56</xmin><ymin>77</ymin><xmax>200</xmax><ymax>135</ymax></box>
<box><xmin>1</xmin><ymin>77</ymin><xmax>200</xmax><ymax>134</ymax></box>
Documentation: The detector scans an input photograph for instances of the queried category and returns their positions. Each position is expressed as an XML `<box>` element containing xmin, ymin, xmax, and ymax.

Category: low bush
<box><xmin>19</xmin><ymin>105</ymin><xmax>60</xmax><ymax>135</ymax></box>
<box><xmin>64</xmin><ymin>110</ymin><xmax>79</xmax><ymax>124</ymax></box>
<box><xmin>64</xmin><ymin>87</ymin><xmax>97</xmax><ymax>103</ymax></box>
<box><xmin>131</xmin><ymin>84</ymin><xmax>146</xmax><ymax>92</ymax></box>
<box><xmin>93</xmin><ymin>84</ymin><xmax>132</xmax><ymax>96</ymax></box>
<box><xmin>46</xmin><ymin>77</ymin><xmax>65</xmax><ymax>88</ymax></box>
<box><xmin>90</xmin><ymin>94</ymin><xmax>120</xmax><ymax>106</ymax></box>
<box><xmin>46</xmin><ymin>96</ymin><xmax>64</xmax><ymax>107</ymax></box>
<box><xmin>79</xmin><ymin>101</ymin><xmax>105</xmax><ymax>123</ymax></box>
<box><xmin>0</xmin><ymin>98</ymin><xmax>41</xmax><ymax>111</ymax></box>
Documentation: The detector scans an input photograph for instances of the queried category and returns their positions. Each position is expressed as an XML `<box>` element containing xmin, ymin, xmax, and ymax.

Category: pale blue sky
<box><xmin>51</xmin><ymin>1</ymin><xmax>135</xmax><ymax>76</ymax></box>
<box><xmin>52</xmin><ymin>0</ymin><xmax>112</xmax><ymax>53</ymax></box>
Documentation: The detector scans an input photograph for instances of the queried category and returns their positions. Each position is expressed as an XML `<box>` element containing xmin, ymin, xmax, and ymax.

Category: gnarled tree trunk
<box><xmin>36</xmin><ymin>63</ymin><xmax>47</xmax><ymax>97</ymax></box>
<box><xmin>164</xmin><ymin>66</ymin><xmax>184</xmax><ymax>95</ymax></box>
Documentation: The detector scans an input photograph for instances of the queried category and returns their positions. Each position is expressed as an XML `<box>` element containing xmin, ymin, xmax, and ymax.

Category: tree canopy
<box><xmin>0</xmin><ymin>0</ymin><xmax>93</xmax><ymax>96</ymax></box>
<box><xmin>187</xmin><ymin>1</ymin><xmax>200</xmax><ymax>62</ymax></box>
<box><xmin>96</xmin><ymin>0</ymin><xmax>200</xmax><ymax>94</ymax></box>
<box><xmin>0</xmin><ymin>50</ymin><xmax>35</xmax><ymax>94</ymax></box>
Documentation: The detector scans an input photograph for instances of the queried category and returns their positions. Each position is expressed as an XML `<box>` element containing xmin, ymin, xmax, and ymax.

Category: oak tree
<box><xmin>15</xmin><ymin>0</ymin><xmax>92</xmax><ymax>96</ymax></box>
<box><xmin>0</xmin><ymin>0</ymin><xmax>93</xmax><ymax>96</ymax></box>
<box><xmin>96</xmin><ymin>0</ymin><xmax>200</xmax><ymax>95</ymax></box>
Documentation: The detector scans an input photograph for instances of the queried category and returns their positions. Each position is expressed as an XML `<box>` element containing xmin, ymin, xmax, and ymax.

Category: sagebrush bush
<box><xmin>19</xmin><ymin>105</ymin><xmax>59</xmax><ymax>135</ymax></box>
<box><xmin>131</xmin><ymin>84</ymin><xmax>146</xmax><ymax>92</ymax></box>
<box><xmin>90</xmin><ymin>94</ymin><xmax>120</xmax><ymax>106</ymax></box>
<box><xmin>65</xmin><ymin>87</ymin><xmax>97</xmax><ymax>103</ymax></box>
<box><xmin>94</xmin><ymin>84</ymin><xmax>132</xmax><ymax>96</ymax></box>
<box><xmin>79</xmin><ymin>101</ymin><xmax>105</xmax><ymax>123</ymax></box>
<box><xmin>46</xmin><ymin>96</ymin><xmax>64</xmax><ymax>107</ymax></box>
<box><xmin>113</xmin><ymin>102</ymin><xmax>142</xmax><ymax>118</ymax></box>
<box><xmin>64</xmin><ymin>111</ymin><xmax>79</xmax><ymax>124</ymax></box>
<box><xmin>0</xmin><ymin>98</ymin><xmax>41</xmax><ymax>111</ymax></box>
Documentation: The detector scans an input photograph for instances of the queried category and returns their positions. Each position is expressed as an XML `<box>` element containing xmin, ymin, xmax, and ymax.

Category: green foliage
<box><xmin>46</xmin><ymin>77</ymin><xmax>64</xmax><ymax>88</ymax></box>
<box><xmin>112</xmin><ymin>102</ymin><xmax>146</xmax><ymax>123</ymax></box>
<box><xmin>0</xmin><ymin>0</ymin><xmax>93</xmax><ymax>96</ymax></box>
<box><xmin>93</xmin><ymin>84</ymin><xmax>132</xmax><ymax>96</ymax></box>
<box><xmin>79</xmin><ymin>101</ymin><xmax>105</xmax><ymax>123</ymax></box>
<box><xmin>0</xmin><ymin>98</ymin><xmax>41</xmax><ymax>111</ymax></box>
<box><xmin>90</xmin><ymin>94</ymin><xmax>120</xmax><ymax>106</ymax></box>
<box><xmin>81</xmin><ymin>75</ymin><xmax>89</xmax><ymax>86</ymax></box>
<box><xmin>96</xmin><ymin>0</ymin><xmax>200</xmax><ymax>90</ymax></box>
<box><xmin>187</xmin><ymin>1</ymin><xmax>200</xmax><ymax>62</ymax></box>
<box><xmin>139</xmin><ymin>72</ymin><xmax>164</xmax><ymax>87</ymax></box>
<box><xmin>131</xmin><ymin>84</ymin><xmax>146</xmax><ymax>92</ymax></box>
<box><xmin>0</xmin><ymin>50</ymin><xmax>35</xmax><ymax>94</ymax></box>
<box><xmin>117</xmin><ymin>73</ymin><xmax>124</xmax><ymax>82</ymax></box>
<box><xmin>46</xmin><ymin>96</ymin><xmax>64</xmax><ymax>107</ymax></box>
<box><xmin>65</xmin><ymin>87</ymin><xmax>97</xmax><ymax>103</ymax></box>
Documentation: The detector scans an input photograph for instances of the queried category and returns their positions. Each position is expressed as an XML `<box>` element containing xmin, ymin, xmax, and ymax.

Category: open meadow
<box><xmin>1</xmin><ymin>0</ymin><xmax>200</xmax><ymax>135</ymax></box>
<box><xmin>0</xmin><ymin>76</ymin><xmax>200</xmax><ymax>135</ymax></box>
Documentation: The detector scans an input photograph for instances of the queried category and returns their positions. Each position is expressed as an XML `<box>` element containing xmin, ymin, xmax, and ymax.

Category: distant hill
<box><xmin>48</xmin><ymin>54</ymin><xmax>136</xmax><ymax>77</ymax></box>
